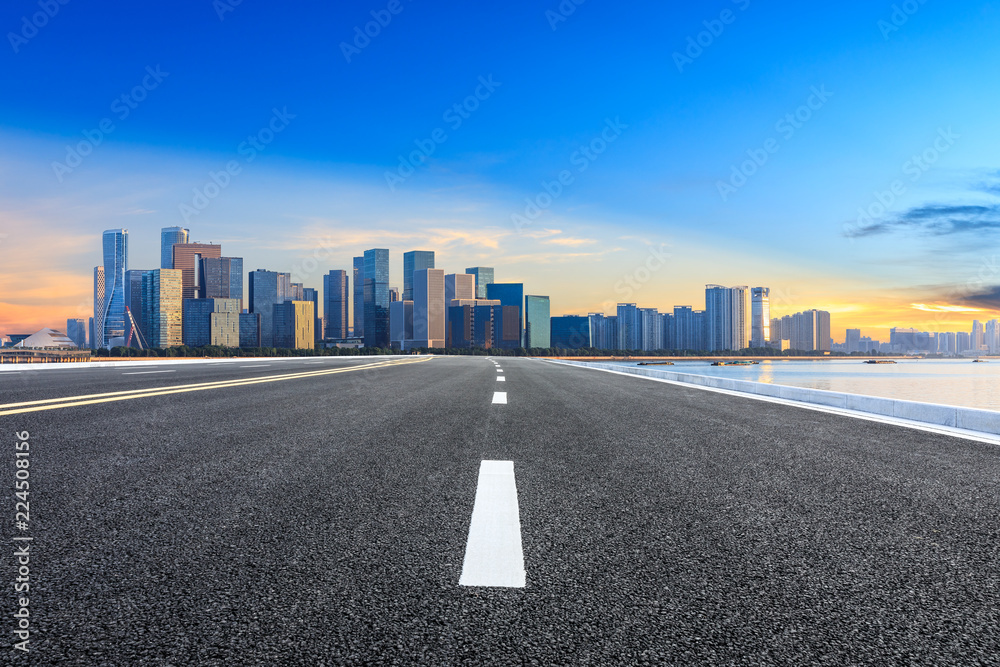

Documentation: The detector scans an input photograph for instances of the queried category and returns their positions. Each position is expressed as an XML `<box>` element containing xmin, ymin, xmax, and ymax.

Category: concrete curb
<box><xmin>546</xmin><ymin>359</ymin><xmax>1000</xmax><ymax>437</ymax></box>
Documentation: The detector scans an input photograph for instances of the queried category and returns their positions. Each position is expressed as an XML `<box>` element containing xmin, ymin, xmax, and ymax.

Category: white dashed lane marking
<box><xmin>459</xmin><ymin>460</ymin><xmax>526</xmax><ymax>588</ymax></box>
<box><xmin>492</xmin><ymin>391</ymin><xmax>507</xmax><ymax>404</ymax></box>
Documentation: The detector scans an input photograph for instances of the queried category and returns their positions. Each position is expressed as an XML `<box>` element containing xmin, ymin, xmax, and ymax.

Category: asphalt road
<box><xmin>2</xmin><ymin>356</ymin><xmax>999</xmax><ymax>665</ymax></box>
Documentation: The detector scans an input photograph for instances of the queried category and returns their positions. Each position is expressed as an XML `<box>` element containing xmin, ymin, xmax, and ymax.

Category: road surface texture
<box><xmin>1</xmin><ymin>355</ymin><xmax>998</xmax><ymax>665</ymax></box>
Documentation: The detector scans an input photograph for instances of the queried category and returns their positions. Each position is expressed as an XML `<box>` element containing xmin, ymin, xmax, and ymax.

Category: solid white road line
<box><xmin>240</xmin><ymin>364</ymin><xmax>271</xmax><ymax>368</ymax></box>
<box><xmin>459</xmin><ymin>460</ymin><xmax>526</xmax><ymax>588</ymax></box>
<box><xmin>122</xmin><ymin>370</ymin><xmax>175</xmax><ymax>375</ymax></box>
<box><xmin>492</xmin><ymin>391</ymin><xmax>507</xmax><ymax>404</ymax></box>
<box><xmin>497</xmin><ymin>376</ymin><xmax>506</xmax><ymax>382</ymax></box>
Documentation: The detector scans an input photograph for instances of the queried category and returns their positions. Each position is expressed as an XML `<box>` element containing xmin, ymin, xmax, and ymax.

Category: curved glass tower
<box><xmin>102</xmin><ymin>229</ymin><xmax>128</xmax><ymax>348</ymax></box>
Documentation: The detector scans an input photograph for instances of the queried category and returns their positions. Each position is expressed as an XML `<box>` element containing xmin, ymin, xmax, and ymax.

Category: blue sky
<box><xmin>2</xmin><ymin>0</ymin><xmax>1000</xmax><ymax>337</ymax></box>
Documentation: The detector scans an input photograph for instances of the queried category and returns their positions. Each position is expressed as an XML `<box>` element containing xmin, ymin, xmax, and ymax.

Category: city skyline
<box><xmin>3</xmin><ymin>3</ymin><xmax>1000</xmax><ymax>340</ymax></box>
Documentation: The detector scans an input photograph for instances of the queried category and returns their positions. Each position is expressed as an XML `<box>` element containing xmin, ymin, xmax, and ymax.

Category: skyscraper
<box><xmin>171</xmin><ymin>242</ymin><xmax>222</xmax><ymax>300</ymax></box>
<box><xmin>638</xmin><ymin>307</ymin><xmax>660</xmax><ymax>351</ymax></box>
<box><xmin>93</xmin><ymin>266</ymin><xmax>105</xmax><ymax>349</ymax></box>
<box><xmin>616</xmin><ymin>303</ymin><xmax>641</xmax><ymax>350</ymax></box>
<box><xmin>589</xmin><ymin>313</ymin><xmax>618</xmax><ymax>350</ymax></box>
<box><xmin>160</xmin><ymin>226</ymin><xmax>189</xmax><ymax>269</ymax></box>
<box><xmin>465</xmin><ymin>267</ymin><xmax>495</xmax><ymax>299</ymax></box>
<box><xmin>705</xmin><ymin>285</ymin><xmax>748</xmax><ymax>352</ymax></box>
<box><xmin>411</xmin><ymin>268</ymin><xmax>445</xmax><ymax>348</ymax></box>
<box><xmin>182</xmin><ymin>298</ymin><xmax>240</xmax><ymax>347</ymax></box>
<box><xmin>249</xmin><ymin>269</ymin><xmax>291</xmax><ymax>347</ymax></box>
<box><xmin>551</xmin><ymin>315</ymin><xmax>590</xmax><ymax>349</ymax></box>
<box><xmin>141</xmin><ymin>269</ymin><xmax>182</xmax><ymax>348</ymax></box>
<box><xmin>403</xmin><ymin>250</ymin><xmax>435</xmax><ymax>301</ymax></box>
<box><xmin>274</xmin><ymin>301</ymin><xmax>315</xmax><ymax>349</ymax></box>
<box><xmin>845</xmin><ymin>328</ymin><xmax>861</xmax><ymax>353</ymax></box>
<box><xmin>750</xmin><ymin>287</ymin><xmax>770</xmax><ymax>348</ymax></box>
<box><xmin>363</xmin><ymin>248</ymin><xmax>390</xmax><ymax>348</ymax></box>
<box><xmin>486</xmin><ymin>283</ymin><xmax>524</xmax><ymax>347</ymax></box>
<box><xmin>66</xmin><ymin>319</ymin><xmax>87</xmax><ymax>349</ymax></box>
<box><xmin>101</xmin><ymin>229</ymin><xmax>128</xmax><ymax>348</ymax></box>
<box><xmin>524</xmin><ymin>295</ymin><xmax>551</xmax><ymax>348</ymax></box>
<box><xmin>323</xmin><ymin>270</ymin><xmax>349</xmax><ymax>339</ymax></box>
<box><xmin>390</xmin><ymin>300</ymin><xmax>414</xmax><ymax>349</ymax></box>
<box><xmin>445</xmin><ymin>273</ymin><xmax>475</xmax><ymax>304</ymax></box>
<box><xmin>202</xmin><ymin>257</ymin><xmax>243</xmax><ymax>309</ymax></box>
<box><xmin>353</xmin><ymin>256</ymin><xmax>364</xmax><ymax>338</ymax></box>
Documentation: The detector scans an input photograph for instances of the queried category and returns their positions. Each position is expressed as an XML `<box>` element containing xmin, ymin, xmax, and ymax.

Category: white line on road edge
<box><xmin>240</xmin><ymin>364</ymin><xmax>271</xmax><ymax>368</ymax></box>
<box><xmin>459</xmin><ymin>460</ymin><xmax>526</xmax><ymax>588</ymax></box>
<box><xmin>492</xmin><ymin>391</ymin><xmax>507</xmax><ymax>404</ymax></box>
<box><xmin>497</xmin><ymin>376</ymin><xmax>506</xmax><ymax>382</ymax></box>
<box><xmin>122</xmin><ymin>370</ymin><xmax>175</xmax><ymax>375</ymax></box>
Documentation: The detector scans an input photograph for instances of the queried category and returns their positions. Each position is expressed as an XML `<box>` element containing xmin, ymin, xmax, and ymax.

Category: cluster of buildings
<box><xmin>7</xmin><ymin>228</ymin><xmax>993</xmax><ymax>356</ymax></box>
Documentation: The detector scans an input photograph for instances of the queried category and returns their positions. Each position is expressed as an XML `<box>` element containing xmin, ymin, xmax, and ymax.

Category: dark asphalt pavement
<box><xmin>1</xmin><ymin>356</ymin><xmax>999</xmax><ymax>665</ymax></box>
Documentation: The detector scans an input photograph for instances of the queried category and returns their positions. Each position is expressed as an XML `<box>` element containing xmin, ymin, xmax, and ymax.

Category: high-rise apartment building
<box><xmin>446</xmin><ymin>299</ymin><xmax>500</xmax><ymax>348</ymax></box>
<box><xmin>182</xmin><ymin>298</ymin><xmax>240</xmax><ymax>347</ymax></box>
<box><xmin>363</xmin><ymin>249</ymin><xmax>390</xmax><ymax>348</ymax></box>
<box><xmin>525</xmin><ymin>295</ymin><xmax>551</xmax><ymax>348</ymax></box>
<box><xmin>160</xmin><ymin>227</ymin><xmax>189</xmax><ymax>269</ymax></box>
<box><xmin>750</xmin><ymin>287</ymin><xmax>770</xmax><ymax>348</ymax></box>
<box><xmin>302</xmin><ymin>287</ymin><xmax>321</xmax><ymax>340</ymax></box>
<box><xmin>638</xmin><ymin>307</ymin><xmax>661</xmax><ymax>351</ymax></box>
<box><xmin>239</xmin><ymin>313</ymin><xmax>262</xmax><ymax>348</ymax></box>
<box><xmin>465</xmin><ymin>267</ymin><xmax>495</xmax><ymax>299</ymax></box>
<box><xmin>845</xmin><ymin>328</ymin><xmax>861</xmax><ymax>353</ymax></box>
<box><xmin>445</xmin><ymin>273</ymin><xmax>475</xmax><ymax>304</ymax></box>
<box><xmin>323</xmin><ymin>270</ymin><xmax>349</xmax><ymax>339</ymax></box>
<box><xmin>589</xmin><ymin>313</ymin><xmax>618</xmax><ymax>350</ymax></box>
<box><xmin>141</xmin><ymin>269</ymin><xmax>182</xmax><ymax>348</ymax></box>
<box><xmin>390</xmin><ymin>300</ymin><xmax>414</xmax><ymax>349</ymax></box>
<box><xmin>616</xmin><ymin>303</ymin><xmax>641</xmax><ymax>350</ymax></box>
<box><xmin>248</xmin><ymin>269</ymin><xmax>291</xmax><ymax>347</ymax></box>
<box><xmin>492</xmin><ymin>305</ymin><xmax>522</xmax><ymax>349</ymax></box>
<box><xmin>403</xmin><ymin>250</ymin><xmax>435</xmax><ymax>301</ymax></box>
<box><xmin>487</xmin><ymin>283</ymin><xmax>524</xmax><ymax>347</ymax></box>
<box><xmin>671</xmin><ymin>306</ymin><xmax>706</xmax><ymax>351</ymax></box>
<box><xmin>352</xmin><ymin>256</ymin><xmax>364</xmax><ymax>339</ymax></box>
<box><xmin>411</xmin><ymin>268</ymin><xmax>445</xmax><ymax>348</ymax></box>
<box><xmin>101</xmin><ymin>229</ymin><xmax>129</xmax><ymax>348</ymax></box>
<box><xmin>172</xmin><ymin>243</ymin><xmax>221</xmax><ymax>300</ymax></box>
<box><xmin>705</xmin><ymin>285</ymin><xmax>748</xmax><ymax>352</ymax></box>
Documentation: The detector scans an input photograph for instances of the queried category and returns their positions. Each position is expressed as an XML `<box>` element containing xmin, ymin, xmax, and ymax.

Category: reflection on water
<box><xmin>609</xmin><ymin>359</ymin><xmax>1000</xmax><ymax>412</ymax></box>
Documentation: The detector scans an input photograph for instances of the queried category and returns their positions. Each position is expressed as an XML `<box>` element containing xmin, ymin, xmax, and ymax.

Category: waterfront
<box><xmin>608</xmin><ymin>359</ymin><xmax>1000</xmax><ymax>412</ymax></box>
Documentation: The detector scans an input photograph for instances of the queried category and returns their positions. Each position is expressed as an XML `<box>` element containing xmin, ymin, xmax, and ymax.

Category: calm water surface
<box><xmin>608</xmin><ymin>359</ymin><xmax>1000</xmax><ymax>412</ymax></box>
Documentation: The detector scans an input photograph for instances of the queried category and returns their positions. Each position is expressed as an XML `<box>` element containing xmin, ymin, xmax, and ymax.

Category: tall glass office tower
<box><xmin>160</xmin><ymin>226</ymin><xmax>189</xmax><ymax>269</ymax></box>
<box><xmin>93</xmin><ymin>266</ymin><xmax>105</xmax><ymax>349</ymax></box>
<box><xmin>102</xmin><ymin>229</ymin><xmax>128</xmax><ymax>347</ymax></box>
<box><xmin>750</xmin><ymin>287</ymin><xmax>770</xmax><ymax>348</ymax></box>
<box><xmin>249</xmin><ymin>269</ymin><xmax>291</xmax><ymax>347</ymax></box>
<box><xmin>705</xmin><ymin>285</ymin><xmax>748</xmax><ymax>352</ymax></box>
<box><xmin>524</xmin><ymin>295</ymin><xmax>551</xmax><ymax>348</ymax></box>
<box><xmin>403</xmin><ymin>250</ymin><xmax>435</xmax><ymax>301</ymax></box>
<box><xmin>486</xmin><ymin>283</ymin><xmax>524</xmax><ymax>347</ymax></box>
<box><xmin>353</xmin><ymin>256</ymin><xmax>365</xmax><ymax>338</ymax></box>
<box><xmin>324</xmin><ymin>269</ymin><xmax>349</xmax><ymax>339</ymax></box>
<box><xmin>465</xmin><ymin>267</ymin><xmax>494</xmax><ymax>299</ymax></box>
<box><xmin>363</xmin><ymin>249</ymin><xmax>390</xmax><ymax>348</ymax></box>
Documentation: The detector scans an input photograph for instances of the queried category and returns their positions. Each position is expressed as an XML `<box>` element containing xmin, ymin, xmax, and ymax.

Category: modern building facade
<box><xmin>589</xmin><ymin>313</ymin><xmax>618</xmax><ymax>350</ymax></box>
<box><xmin>274</xmin><ymin>300</ymin><xmax>315</xmax><ymax>350</ymax></box>
<box><xmin>141</xmin><ymin>269</ymin><xmax>182</xmax><ymax>348</ymax></box>
<box><xmin>403</xmin><ymin>250</ymin><xmax>435</xmax><ymax>301</ymax></box>
<box><xmin>465</xmin><ymin>267</ymin><xmax>495</xmax><ymax>299</ymax></box>
<box><xmin>390</xmin><ymin>300</ymin><xmax>414</xmax><ymax>349</ymax></box>
<box><xmin>524</xmin><ymin>295</ymin><xmax>551</xmax><ymax>348</ymax></box>
<box><xmin>248</xmin><ymin>269</ymin><xmax>291</xmax><ymax>347</ymax></box>
<box><xmin>182</xmin><ymin>298</ymin><xmax>240</xmax><ymax>347</ymax></box>
<box><xmin>160</xmin><ymin>226</ymin><xmax>189</xmax><ymax>269</ymax></box>
<box><xmin>638</xmin><ymin>307</ymin><xmax>661</xmax><ymax>351</ymax></box>
<box><xmin>66</xmin><ymin>318</ymin><xmax>87</xmax><ymax>349</ymax></box>
<box><xmin>352</xmin><ymin>256</ymin><xmax>364</xmax><ymax>339</ymax></box>
<box><xmin>492</xmin><ymin>305</ymin><xmax>522</xmax><ymax>349</ymax></box>
<box><xmin>93</xmin><ymin>266</ymin><xmax>105</xmax><ymax>349</ymax></box>
<box><xmin>410</xmin><ymin>268</ymin><xmax>445</xmax><ymax>348</ymax></box>
<box><xmin>445</xmin><ymin>273</ymin><xmax>475</xmax><ymax>304</ymax></box>
<box><xmin>323</xmin><ymin>269</ymin><xmax>349</xmax><ymax>339</ymax></box>
<box><xmin>101</xmin><ymin>229</ymin><xmax>128</xmax><ymax>348</ymax></box>
<box><xmin>202</xmin><ymin>256</ymin><xmax>243</xmax><ymax>309</ymax></box>
<box><xmin>705</xmin><ymin>285</ymin><xmax>748</xmax><ymax>352</ymax></box>
<box><xmin>239</xmin><ymin>313</ymin><xmax>262</xmax><ymax>348</ymax></box>
<box><xmin>363</xmin><ymin>248</ymin><xmax>390</xmax><ymax>348</ymax></box>
<box><xmin>551</xmin><ymin>315</ymin><xmax>591</xmax><ymax>349</ymax></box>
<box><xmin>616</xmin><ymin>303</ymin><xmax>641</xmax><ymax>350</ymax></box>
<box><xmin>171</xmin><ymin>242</ymin><xmax>221</xmax><ymax>301</ymax></box>
<box><xmin>750</xmin><ymin>287</ymin><xmax>770</xmax><ymax>348</ymax></box>
<box><xmin>486</xmin><ymin>282</ymin><xmax>524</xmax><ymax>347</ymax></box>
